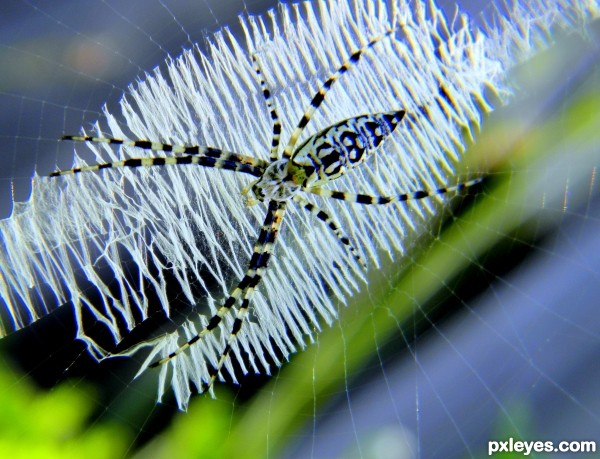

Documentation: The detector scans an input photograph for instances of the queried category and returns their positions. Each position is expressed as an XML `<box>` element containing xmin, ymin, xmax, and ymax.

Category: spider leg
<box><xmin>282</xmin><ymin>29</ymin><xmax>394</xmax><ymax>158</ymax></box>
<box><xmin>252</xmin><ymin>54</ymin><xmax>282</xmax><ymax>161</ymax></box>
<box><xmin>50</xmin><ymin>155</ymin><xmax>264</xmax><ymax>178</ymax></box>
<box><xmin>202</xmin><ymin>201</ymin><xmax>286</xmax><ymax>392</ymax></box>
<box><xmin>202</xmin><ymin>292</ymin><xmax>257</xmax><ymax>392</ymax></box>
<box><xmin>51</xmin><ymin>136</ymin><xmax>267</xmax><ymax>177</ymax></box>
<box><xmin>149</xmin><ymin>201</ymin><xmax>287</xmax><ymax>380</ymax></box>
<box><xmin>294</xmin><ymin>195</ymin><xmax>366</xmax><ymax>269</ymax></box>
<box><xmin>304</xmin><ymin>177</ymin><xmax>483</xmax><ymax>204</ymax></box>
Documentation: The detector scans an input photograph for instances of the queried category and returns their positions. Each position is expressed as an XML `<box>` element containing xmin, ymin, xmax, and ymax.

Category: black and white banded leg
<box><xmin>282</xmin><ymin>29</ymin><xmax>395</xmax><ymax>158</ymax></box>
<box><xmin>151</xmin><ymin>201</ymin><xmax>287</xmax><ymax>393</ymax></box>
<box><xmin>52</xmin><ymin>137</ymin><xmax>268</xmax><ymax>178</ymax></box>
<box><xmin>294</xmin><ymin>195</ymin><xmax>366</xmax><ymax>269</ymax></box>
<box><xmin>304</xmin><ymin>178</ymin><xmax>483</xmax><ymax>205</ymax></box>
<box><xmin>252</xmin><ymin>54</ymin><xmax>283</xmax><ymax>161</ymax></box>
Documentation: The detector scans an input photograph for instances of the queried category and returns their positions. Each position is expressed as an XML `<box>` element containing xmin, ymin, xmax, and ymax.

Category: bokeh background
<box><xmin>1</xmin><ymin>1</ymin><xmax>599</xmax><ymax>458</ymax></box>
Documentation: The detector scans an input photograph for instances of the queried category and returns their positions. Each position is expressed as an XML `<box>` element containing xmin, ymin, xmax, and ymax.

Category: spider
<box><xmin>50</xmin><ymin>28</ymin><xmax>482</xmax><ymax>394</ymax></box>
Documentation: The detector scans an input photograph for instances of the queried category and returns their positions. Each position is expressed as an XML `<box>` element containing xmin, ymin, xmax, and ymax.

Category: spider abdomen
<box><xmin>291</xmin><ymin>110</ymin><xmax>405</xmax><ymax>185</ymax></box>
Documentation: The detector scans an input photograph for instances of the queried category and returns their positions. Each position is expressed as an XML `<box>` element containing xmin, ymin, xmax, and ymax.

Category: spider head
<box><xmin>242</xmin><ymin>159</ymin><xmax>300</xmax><ymax>205</ymax></box>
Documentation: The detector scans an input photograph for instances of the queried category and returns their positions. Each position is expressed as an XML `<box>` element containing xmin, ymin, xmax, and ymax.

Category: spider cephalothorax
<box><xmin>245</xmin><ymin>159</ymin><xmax>300</xmax><ymax>204</ymax></box>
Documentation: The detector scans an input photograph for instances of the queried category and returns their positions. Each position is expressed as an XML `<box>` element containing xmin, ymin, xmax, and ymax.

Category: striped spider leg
<box><xmin>51</xmin><ymin>28</ymin><xmax>482</xmax><ymax>395</ymax></box>
<box><xmin>49</xmin><ymin>139</ymin><xmax>269</xmax><ymax>178</ymax></box>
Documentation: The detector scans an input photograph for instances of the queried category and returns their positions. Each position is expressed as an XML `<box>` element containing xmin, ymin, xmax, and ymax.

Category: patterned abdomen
<box><xmin>291</xmin><ymin>110</ymin><xmax>405</xmax><ymax>184</ymax></box>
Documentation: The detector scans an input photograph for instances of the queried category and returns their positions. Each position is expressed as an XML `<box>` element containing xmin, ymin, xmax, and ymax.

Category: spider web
<box><xmin>0</xmin><ymin>1</ymin><xmax>599</xmax><ymax>458</ymax></box>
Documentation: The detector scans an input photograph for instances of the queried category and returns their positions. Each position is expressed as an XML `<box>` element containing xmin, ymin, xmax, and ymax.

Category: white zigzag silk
<box><xmin>0</xmin><ymin>0</ymin><xmax>597</xmax><ymax>409</ymax></box>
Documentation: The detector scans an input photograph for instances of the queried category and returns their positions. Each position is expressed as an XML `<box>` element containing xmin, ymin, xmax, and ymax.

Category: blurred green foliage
<box><xmin>0</xmin><ymin>361</ymin><xmax>130</xmax><ymax>459</ymax></box>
